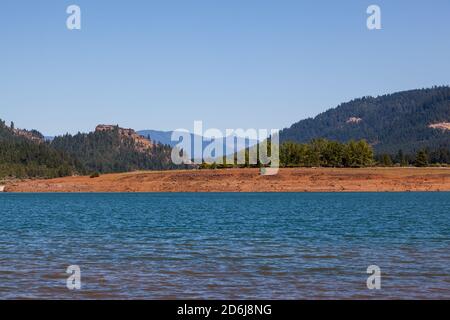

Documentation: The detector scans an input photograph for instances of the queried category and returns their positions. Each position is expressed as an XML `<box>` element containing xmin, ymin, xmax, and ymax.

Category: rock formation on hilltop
<box><xmin>95</xmin><ymin>125</ymin><xmax>153</xmax><ymax>153</ymax></box>
<box><xmin>50</xmin><ymin>124</ymin><xmax>181</xmax><ymax>174</ymax></box>
<box><xmin>13</xmin><ymin>128</ymin><xmax>45</xmax><ymax>144</ymax></box>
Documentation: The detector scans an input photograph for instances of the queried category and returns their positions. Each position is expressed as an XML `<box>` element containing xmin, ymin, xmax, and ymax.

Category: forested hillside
<box><xmin>0</xmin><ymin>120</ymin><xmax>79</xmax><ymax>179</ymax></box>
<box><xmin>51</xmin><ymin>126</ymin><xmax>182</xmax><ymax>173</ymax></box>
<box><xmin>1</xmin><ymin>121</ymin><xmax>184</xmax><ymax>179</ymax></box>
<box><xmin>280</xmin><ymin>86</ymin><xmax>450</xmax><ymax>158</ymax></box>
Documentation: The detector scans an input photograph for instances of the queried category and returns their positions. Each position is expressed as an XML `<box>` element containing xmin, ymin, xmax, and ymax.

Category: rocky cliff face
<box><xmin>13</xmin><ymin>128</ymin><xmax>45</xmax><ymax>144</ymax></box>
<box><xmin>95</xmin><ymin>125</ymin><xmax>154</xmax><ymax>153</ymax></box>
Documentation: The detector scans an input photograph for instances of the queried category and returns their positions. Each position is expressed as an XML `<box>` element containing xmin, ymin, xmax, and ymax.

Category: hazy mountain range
<box><xmin>137</xmin><ymin>130</ymin><xmax>259</xmax><ymax>159</ymax></box>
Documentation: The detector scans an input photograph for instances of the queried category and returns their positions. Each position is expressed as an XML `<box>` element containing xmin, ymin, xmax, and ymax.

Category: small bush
<box><xmin>90</xmin><ymin>172</ymin><xmax>100</xmax><ymax>178</ymax></box>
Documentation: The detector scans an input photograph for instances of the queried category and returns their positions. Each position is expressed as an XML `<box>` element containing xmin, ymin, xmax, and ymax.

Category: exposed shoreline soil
<box><xmin>4</xmin><ymin>168</ymin><xmax>450</xmax><ymax>192</ymax></box>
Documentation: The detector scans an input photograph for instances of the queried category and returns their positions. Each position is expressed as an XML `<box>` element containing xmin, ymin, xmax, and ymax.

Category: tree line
<box><xmin>199</xmin><ymin>139</ymin><xmax>374</xmax><ymax>169</ymax></box>
<box><xmin>199</xmin><ymin>138</ymin><xmax>450</xmax><ymax>169</ymax></box>
<box><xmin>376</xmin><ymin>147</ymin><xmax>450</xmax><ymax>167</ymax></box>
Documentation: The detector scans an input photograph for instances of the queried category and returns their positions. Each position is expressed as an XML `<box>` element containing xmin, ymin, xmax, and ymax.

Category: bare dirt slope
<box><xmin>5</xmin><ymin>168</ymin><xmax>450</xmax><ymax>192</ymax></box>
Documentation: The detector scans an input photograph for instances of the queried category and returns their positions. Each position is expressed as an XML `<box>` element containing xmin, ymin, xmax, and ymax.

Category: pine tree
<box><xmin>415</xmin><ymin>150</ymin><xmax>429</xmax><ymax>167</ymax></box>
<box><xmin>382</xmin><ymin>154</ymin><xmax>393</xmax><ymax>166</ymax></box>
<box><xmin>397</xmin><ymin>149</ymin><xmax>408</xmax><ymax>166</ymax></box>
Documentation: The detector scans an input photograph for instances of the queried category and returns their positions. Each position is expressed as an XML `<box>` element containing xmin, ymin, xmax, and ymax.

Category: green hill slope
<box><xmin>280</xmin><ymin>86</ymin><xmax>450</xmax><ymax>156</ymax></box>
<box><xmin>0</xmin><ymin>120</ymin><xmax>78</xmax><ymax>179</ymax></box>
<box><xmin>50</xmin><ymin>125</ymin><xmax>182</xmax><ymax>174</ymax></box>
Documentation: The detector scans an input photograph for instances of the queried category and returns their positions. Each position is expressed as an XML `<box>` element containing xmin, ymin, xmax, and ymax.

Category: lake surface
<box><xmin>1</xmin><ymin>193</ymin><xmax>450</xmax><ymax>299</ymax></box>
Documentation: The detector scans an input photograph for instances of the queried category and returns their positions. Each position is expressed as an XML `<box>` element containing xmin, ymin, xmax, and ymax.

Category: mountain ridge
<box><xmin>280</xmin><ymin>86</ymin><xmax>450</xmax><ymax>154</ymax></box>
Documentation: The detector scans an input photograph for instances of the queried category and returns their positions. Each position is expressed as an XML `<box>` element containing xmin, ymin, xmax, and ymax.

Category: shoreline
<box><xmin>4</xmin><ymin>167</ymin><xmax>450</xmax><ymax>193</ymax></box>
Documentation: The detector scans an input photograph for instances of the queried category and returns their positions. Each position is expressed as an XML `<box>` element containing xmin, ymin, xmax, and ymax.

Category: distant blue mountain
<box><xmin>137</xmin><ymin>130</ymin><xmax>186</xmax><ymax>147</ymax></box>
<box><xmin>137</xmin><ymin>129</ymin><xmax>259</xmax><ymax>159</ymax></box>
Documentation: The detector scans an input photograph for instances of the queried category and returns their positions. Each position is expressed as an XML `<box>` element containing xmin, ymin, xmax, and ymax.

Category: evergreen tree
<box><xmin>415</xmin><ymin>150</ymin><xmax>429</xmax><ymax>167</ymax></box>
<box><xmin>397</xmin><ymin>149</ymin><xmax>409</xmax><ymax>166</ymax></box>
<box><xmin>381</xmin><ymin>154</ymin><xmax>393</xmax><ymax>166</ymax></box>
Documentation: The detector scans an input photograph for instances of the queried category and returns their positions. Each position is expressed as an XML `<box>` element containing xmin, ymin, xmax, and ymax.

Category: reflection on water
<box><xmin>0</xmin><ymin>192</ymin><xmax>450</xmax><ymax>299</ymax></box>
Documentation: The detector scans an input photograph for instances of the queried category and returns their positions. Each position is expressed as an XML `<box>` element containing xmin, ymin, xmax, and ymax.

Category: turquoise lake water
<box><xmin>0</xmin><ymin>192</ymin><xmax>450</xmax><ymax>299</ymax></box>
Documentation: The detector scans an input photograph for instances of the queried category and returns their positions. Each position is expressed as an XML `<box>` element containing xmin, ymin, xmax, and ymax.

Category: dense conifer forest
<box><xmin>0</xmin><ymin>120</ymin><xmax>79</xmax><ymax>179</ymax></box>
<box><xmin>0</xmin><ymin>121</ymin><xmax>181</xmax><ymax>179</ymax></box>
<box><xmin>280</xmin><ymin>86</ymin><xmax>450</xmax><ymax>158</ymax></box>
<box><xmin>51</xmin><ymin>128</ymin><xmax>181</xmax><ymax>174</ymax></box>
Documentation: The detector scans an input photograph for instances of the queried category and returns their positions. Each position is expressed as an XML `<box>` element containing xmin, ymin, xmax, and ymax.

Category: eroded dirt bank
<box><xmin>4</xmin><ymin>168</ymin><xmax>450</xmax><ymax>192</ymax></box>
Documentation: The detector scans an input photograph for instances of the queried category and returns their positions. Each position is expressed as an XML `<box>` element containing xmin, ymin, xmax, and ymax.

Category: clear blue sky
<box><xmin>1</xmin><ymin>0</ymin><xmax>450</xmax><ymax>135</ymax></box>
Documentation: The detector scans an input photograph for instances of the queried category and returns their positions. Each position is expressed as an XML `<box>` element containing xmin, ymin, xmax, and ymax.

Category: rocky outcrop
<box><xmin>95</xmin><ymin>125</ymin><xmax>154</xmax><ymax>152</ymax></box>
<box><xmin>13</xmin><ymin>129</ymin><xmax>44</xmax><ymax>143</ymax></box>
<box><xmin>429</xmin><ymin>122</ymin><xmax>450</xmax><ymax>131</ymax></box>
<box><xmin>346</xmin><ymin>117</ymin><xmax>362</xmax><ymax>124</ymax></box>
